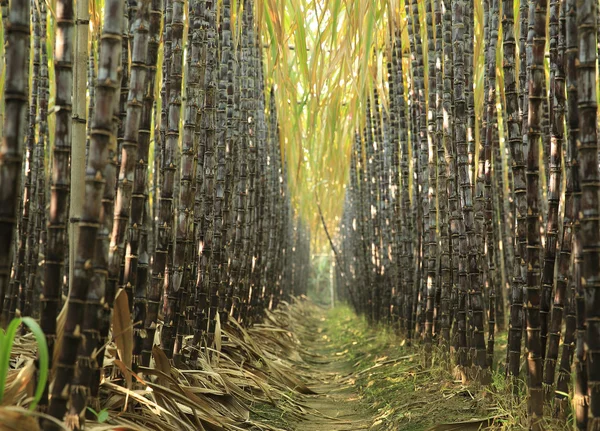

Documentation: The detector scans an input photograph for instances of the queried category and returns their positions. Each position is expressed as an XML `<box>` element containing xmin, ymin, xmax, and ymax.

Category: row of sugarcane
<box><xmin>0</xmin><ymin>0</ymin><xmax>310</xmax><ymax>428</ymax></box>
<box><xmin>337</xmin><ymin>0</ymin><xmax>600</xmax><ymax>429</ymax></box>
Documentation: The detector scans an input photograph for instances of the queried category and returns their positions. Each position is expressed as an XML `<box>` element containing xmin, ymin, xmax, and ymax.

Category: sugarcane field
<box><xmin>2</xmin><ymin>0</ymin><xmax>600</xmax><ymax>430</ymax></box>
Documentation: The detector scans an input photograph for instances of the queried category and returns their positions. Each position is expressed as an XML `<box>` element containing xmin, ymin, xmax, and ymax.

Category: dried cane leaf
<box><xmin>113</xmin><ymin>289</ymin><xmax>133</xmax><ymax>371</ymax></box>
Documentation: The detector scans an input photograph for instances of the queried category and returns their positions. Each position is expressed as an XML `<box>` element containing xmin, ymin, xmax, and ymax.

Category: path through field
<box><xmin>255</xmin><ymin>303</ymin><xmax>509</xmax><ymax>431</ymax></box>
<box><xmin>290</xmin><ymin>310</ymin><xmax>376</xmax><ymax>430</ymax></box>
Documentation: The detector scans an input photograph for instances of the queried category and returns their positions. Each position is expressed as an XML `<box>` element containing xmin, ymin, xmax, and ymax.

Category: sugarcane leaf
<box><xmin>0</xmin><ymin>320</ymin><xmax>20</xmax><ymax>404</ymax></box>
<box><xmin>21</xmin><ymin>318</ymin><xmax>48</xmax><ymax>411</ymax></box>
<box><xmin>152</xmin><ymin>345</ymin><xmax>171</xmax><ymax>387</ymax></box>
<box><xmin>112</xmin><ymin>289</ymin><xmax>133</xmax><ymax>372</ymax></box>
<box><xmin>330</xmin><ymin>0</ymin><xmax>341</xmax><ymax>46</ymax></box>
<box><xmin>263</xmin><ymin>0</ymin><xmax>278</xmax><ymax>66</ymax></box>
<box><xmin>215</xmin><ymin>311</ymin><xmax>222</xmax><ymax>354</ymax></box>
<box><xmin>53</xmin><ymin>299</ymin><xmax>68</xmax><ymax>376</ymax></box>
<box><xmin>289</xmin><ymin>0</ymin><xmax>309</xmax><ymax>84</ymax></box>
<box><xmin>0</xmin><ymin>318</ymin><xmax>48</xmax><ymax>411</ymax></box>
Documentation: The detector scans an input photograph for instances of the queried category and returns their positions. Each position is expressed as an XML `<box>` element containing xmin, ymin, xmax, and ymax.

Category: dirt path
<box><xmin>251</xmin><ymin>303</ymin><xmax>502</xmax><ymax>431</ymax></box>
<box><xmin>253</xmin><ymin>303</ymin><xmax>566</xmax><ymax>431</ymax></box>
<box><xmin>288</xmin><ymin>309</ymin><xmax>377</xmax><ymax>431</ymax></box>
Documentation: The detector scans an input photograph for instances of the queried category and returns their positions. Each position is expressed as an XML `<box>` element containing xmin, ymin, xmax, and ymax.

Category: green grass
<box><xmin>319</xmin><ymin>305</ymin><xmax>571</xmax><ymax>431</ymax></box>
<box><xmin>0</xmin><ymin>317</ymin><xmax>48</xmax><ymax>411</ymax></box>
<box><xmin>321</xmin><ymin>306</ymin><xmax>493</xmax><ymax>430</ymax></box>
<box><xmin>249</xmin><ymin>304</ymin><xmax>573</xmax><ymax>431</ymax></box>
<box><xmin>249</xmin><ymin>400</ymin><xmax>293</xmax><ymax>430</ymax></box>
